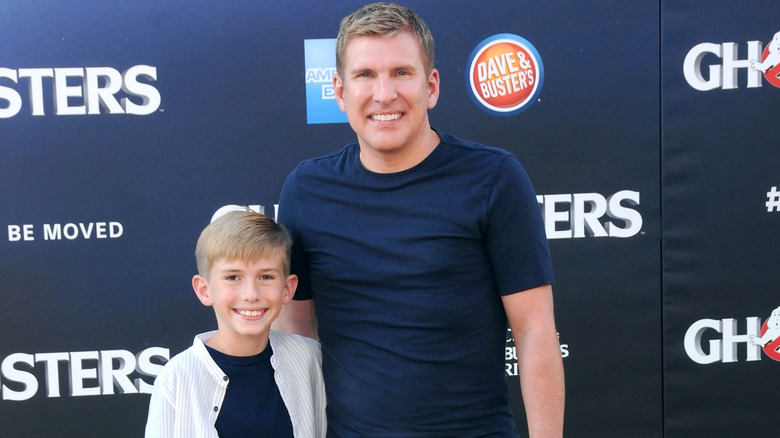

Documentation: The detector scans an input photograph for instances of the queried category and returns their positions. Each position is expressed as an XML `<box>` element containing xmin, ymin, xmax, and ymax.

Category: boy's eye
<box><xmin>261</xmin><ymin>275</ymin><xmax>274</xmax><ymax>280</ymax></box>
<box><xmin>225</xmin><ymin>275</ymin><xmax>239</xmax><ymax>281</ymax></box>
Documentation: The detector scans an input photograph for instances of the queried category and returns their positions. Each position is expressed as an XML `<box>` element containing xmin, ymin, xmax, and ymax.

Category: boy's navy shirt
<box><xmin>206</xmin><ymin>344</ymin><xmax>294</xmax><ymax>438</ymax></box>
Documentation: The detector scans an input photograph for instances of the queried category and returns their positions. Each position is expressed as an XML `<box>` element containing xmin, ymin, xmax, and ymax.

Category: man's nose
<box><xmin>373</xmin><ymin>75</ymin><xmax>397</xmax><ymax>103</ymax></box>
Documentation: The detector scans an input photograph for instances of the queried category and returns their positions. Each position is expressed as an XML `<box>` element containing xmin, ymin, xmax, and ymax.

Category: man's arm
<box><xmin>273</xmin><ymin>298</ymin><xmax>318</xmax><ymax>339</ymax></box>
<box><xmin>502</xmin><ymin>284</ymin><xmax>565</xmax><ymax>438</ymax></box>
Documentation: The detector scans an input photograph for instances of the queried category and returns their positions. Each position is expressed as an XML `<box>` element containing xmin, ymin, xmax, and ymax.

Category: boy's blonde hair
<box><xmin>195</xmin><ymin>211</ymin><xmax>292</xmax><ymax>279</ymax></box>
<box><xmin>336</xmin><ymin>2</ymin><xmax>435</xmax><ymax>77</ymax></box>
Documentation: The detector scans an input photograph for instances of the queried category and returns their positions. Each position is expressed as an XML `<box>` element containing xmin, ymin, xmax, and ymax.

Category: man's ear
<box><xmin>192</xmin><ymin>275</ymin><xmax>213</xmax><ymax>306</ymax></box>
<box><xmin>333</xmin><ymin>73</ymin><xmax>346</xmax><ymax>112</ymax></box>
<box><xmin>283</xmin><ymin>274</ymin><xmax>298</xmax><ymax>304</ymax></box>
<box><xmin>427</xmin><ymin>68</ymin><xmax>440</xmax><ymax>109</ymax></box>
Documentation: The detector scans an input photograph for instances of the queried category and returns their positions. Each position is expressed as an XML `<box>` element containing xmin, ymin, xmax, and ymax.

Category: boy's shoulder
<box><xmin>161</xmin><ymin>344</ymin><xmax>199</xmax><ymax>369</ymax></box>
<box><xmin>270</xmin><ymin>329</ymin><xmax>320</xmax><ymax>347</ymax></box>
<box><xmin>151</xmin><ymin>343</ymin><xmax>199</xmax><ymax>395</ymax></box>
<box><xmin>269</xmin><ymin>330</ymin><xmax>321</xmax><ymax>357</ymax></box>
<box><xmin>159</xmin><ymin>346</ymin><xmax>198</xmax><ymax>378</ymax></box>
<box><xmin>156</xmin><ymin>332</ymin><xmax>220</xmax><ymax>382</ymax></box>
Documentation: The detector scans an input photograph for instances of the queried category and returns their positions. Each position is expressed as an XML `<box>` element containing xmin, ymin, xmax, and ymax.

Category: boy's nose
<box><xmin>241</xmin><ymin>282</ymin><xmax>262</xmax><ymax>300</ymax></box>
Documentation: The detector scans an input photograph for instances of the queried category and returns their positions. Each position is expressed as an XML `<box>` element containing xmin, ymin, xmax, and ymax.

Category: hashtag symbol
<box><xmin>767</xmin><ymin>186</ymin><xmax>780</xmax><ymax>212</ymax></box>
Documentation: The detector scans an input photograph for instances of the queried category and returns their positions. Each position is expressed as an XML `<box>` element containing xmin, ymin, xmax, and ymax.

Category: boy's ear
<box><xmin>192</xmin><ymin>275</ymin><xmax>213</xmax><ymax>306</ymax></box>
<box><xmin>283</xmin><ymin>274</ymin><xmax>298</xmax><ymax>304</ymax></box>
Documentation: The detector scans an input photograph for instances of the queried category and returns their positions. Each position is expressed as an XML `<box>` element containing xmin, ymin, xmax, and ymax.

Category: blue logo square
<box><xmin>304</xmin><ymin>39</ymin><xmax>347</xmax><ymax>125</ymax></box>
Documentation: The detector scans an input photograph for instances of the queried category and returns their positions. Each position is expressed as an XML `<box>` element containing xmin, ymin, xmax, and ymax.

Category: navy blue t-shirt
<box><xmin>206</xmin><ymin>344</ymin><xmax>294</xmax><ymax>438</ymax></box>
<box><xmin>278</xmin><ymin>132</ymin><xmax>553</xmax><ymax>436</ymax></box>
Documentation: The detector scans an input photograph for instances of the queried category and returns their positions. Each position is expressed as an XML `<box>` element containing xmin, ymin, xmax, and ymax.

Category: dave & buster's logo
<box><xmin>466</xmin><ymin>33</ymin><xmax>544</xmax><ymax>117</ymax></box>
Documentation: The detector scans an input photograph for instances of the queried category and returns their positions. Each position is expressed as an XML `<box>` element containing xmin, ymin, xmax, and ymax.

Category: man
<box><xmin>275</xmin><ymin>2</ymin><xmax>564</xmax><ymax>436</ymax></box>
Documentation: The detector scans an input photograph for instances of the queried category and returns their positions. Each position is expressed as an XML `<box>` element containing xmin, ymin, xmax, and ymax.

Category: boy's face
<box><xmin>334</xmin><ymin>31</ymin><xmax>439</xmax><ymax>168</ymax></box>
<box><xmin>192</xmin><ymin>256</ymin><xmax>297</xmax><ymax>356</ymax></box>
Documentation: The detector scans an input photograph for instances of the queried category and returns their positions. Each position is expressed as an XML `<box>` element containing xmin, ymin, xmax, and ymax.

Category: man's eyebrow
<box><xmin>348</xmin><ymin>64</ymin><xmax>419</xmax><ymax>74</ymax></box>
<box><xmin>393</xmin><ymin>64</ymin><xmax>418</xmax><ymax>72</ymax></box>
<box><xmin>348</xmin><ymin>65</ymin><xmax>373</xmax><ymax>73</ymax></box>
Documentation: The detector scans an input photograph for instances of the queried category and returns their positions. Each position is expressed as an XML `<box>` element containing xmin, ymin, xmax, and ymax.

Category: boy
<box><xmin>145</xmin><ymin>210</ymin><xmax>326</xmax><ymax>438</ymax></box>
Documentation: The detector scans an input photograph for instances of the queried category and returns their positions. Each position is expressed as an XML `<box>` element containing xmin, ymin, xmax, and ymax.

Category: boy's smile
<box><xmin>236</xmin><ymin>309</ymin><xmax>267</xmax><ymax>318</ymax></box>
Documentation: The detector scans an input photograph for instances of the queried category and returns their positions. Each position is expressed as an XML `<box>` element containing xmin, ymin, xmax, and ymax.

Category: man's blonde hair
<box><xmin>195</xmin><ymin>211</ymin><xmax>292</xmax><ymax>279</ymax></box>
<box><xmin>336</xmin><ymin>2</ymin><xmax>435</xmax><ymax>77</ymax></box>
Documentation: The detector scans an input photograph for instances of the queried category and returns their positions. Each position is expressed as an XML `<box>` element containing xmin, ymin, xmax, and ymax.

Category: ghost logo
<box><xmin>749</xmin><ymin>31</ymin><xmax>780</xmax><ymax>87</ymax></box>
<box><xmin>750</xmin><ymin>305</ymin><xmax>780</xmax><ymax>361</ymax></box>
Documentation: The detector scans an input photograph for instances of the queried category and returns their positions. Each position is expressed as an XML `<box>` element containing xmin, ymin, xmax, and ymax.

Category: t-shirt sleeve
<box><xmin>278</xmin><ymin>168</ymin><xmax>313</xmax><ymax>301</ymax></box>
<box><xmin>486</xmin><ymin>154</ymin><xmax>554</xmax><ymax>295</ymax></box>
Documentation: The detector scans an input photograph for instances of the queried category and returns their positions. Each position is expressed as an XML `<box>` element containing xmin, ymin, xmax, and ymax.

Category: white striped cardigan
<box><xmin>144</xmin><ymin>330</ymin><xmax>326</xmax><ymax>438</ymax></box>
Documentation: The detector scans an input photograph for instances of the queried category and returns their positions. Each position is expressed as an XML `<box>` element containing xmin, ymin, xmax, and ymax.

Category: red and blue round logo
<box><xmin>465</xmin><ymin>33</ymin><xmax>544</xmax><ymax>117</ymax></box>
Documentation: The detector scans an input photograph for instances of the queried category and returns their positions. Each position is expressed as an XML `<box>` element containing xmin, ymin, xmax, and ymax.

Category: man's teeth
<box><xmin>238</xmin><ymin>310</ymin><xmax>264</xmax><ymax>317</ymax></box>
<box><xmin>372</xmin><ymin>113</ymin><xmax>401</xmax><ymax>121</ymax></box>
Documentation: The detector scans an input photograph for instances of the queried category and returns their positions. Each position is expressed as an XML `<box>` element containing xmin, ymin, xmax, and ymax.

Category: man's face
<box><xmin>334</xmin><ymin>31</ymin><xmax>439</xmax><ymax>168</ymax></box>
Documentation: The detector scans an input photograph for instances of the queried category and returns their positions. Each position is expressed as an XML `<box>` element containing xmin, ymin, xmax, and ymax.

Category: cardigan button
<box><xmin>213</xmin><ymin>406</ymin><xmax>219</xmax><ymax>412</ymax></box>
<box><xmin>223</xmin><ymin>376</ymin><xmax>229</xmax><ymax>381</ymax></box>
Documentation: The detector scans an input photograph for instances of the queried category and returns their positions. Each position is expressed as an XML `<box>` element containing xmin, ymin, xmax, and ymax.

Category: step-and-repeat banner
<box><xmin>0</xmin><ymin>1</ymin><xmax>776</xmax><ymax>436</ymax></box>
<box><xmin>662</xmin><ymin>1</ymin><xmax>780</xmax><ymax>437</ymax></box>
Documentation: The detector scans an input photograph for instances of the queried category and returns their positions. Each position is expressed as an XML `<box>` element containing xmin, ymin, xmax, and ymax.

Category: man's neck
<box><xmin>359</xmin><ymin>128</ymin><xmax>440</xmax><ymax>174</ymax></box>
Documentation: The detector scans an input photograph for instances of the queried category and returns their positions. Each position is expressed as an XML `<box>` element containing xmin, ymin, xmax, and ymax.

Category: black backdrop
<box><xmin>0</xmin><ymin>1</ymin><xmax>777</xmax><ymax>436</ymax></box>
